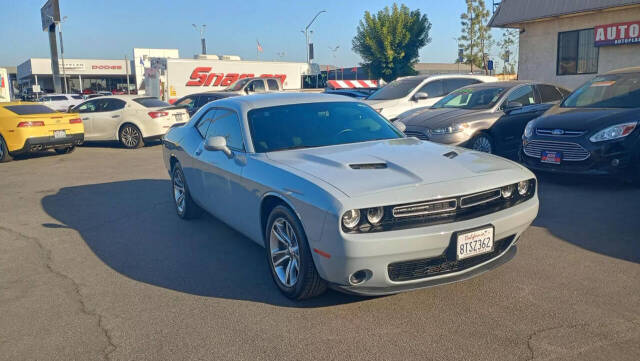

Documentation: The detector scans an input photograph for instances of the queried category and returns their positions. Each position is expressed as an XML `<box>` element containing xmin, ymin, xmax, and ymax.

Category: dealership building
<box><xmin>490</xmin><ymin>0</ymin><xmax>640</xmax><ymax>89</ymax></box>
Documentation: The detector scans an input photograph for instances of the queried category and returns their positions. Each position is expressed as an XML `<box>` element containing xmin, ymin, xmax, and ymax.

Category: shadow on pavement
<box><xmin>534</xmin><ymin>173</ymin><xmax>640</xmax><ymax>264</ymax></box>
<box><xmin>41</xmin><ymin>179</ymin><xmax>366</xmax><ymax>308</ymax></box>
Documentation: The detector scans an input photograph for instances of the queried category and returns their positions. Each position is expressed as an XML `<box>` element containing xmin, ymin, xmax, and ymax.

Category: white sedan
<box><xmin>71</xmin><ymin>95</ymin><xmax>189</xmax><ymax>148</ymax></box>
<box><xmin>162</xmin><ymin>93</ymin><xmax>539</xmax><ymax>300</ymax></box>
<box><xmin>38</xmin><ymin>93</ymin><xmax>85</xmax><ymax>112</ymax></box>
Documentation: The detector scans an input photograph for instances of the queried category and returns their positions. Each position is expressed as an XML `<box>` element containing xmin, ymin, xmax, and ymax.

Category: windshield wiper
<box><xmin>274</xmin><ymin>145</ymin><xmax>318</xmax><ymax>152</ymax></box>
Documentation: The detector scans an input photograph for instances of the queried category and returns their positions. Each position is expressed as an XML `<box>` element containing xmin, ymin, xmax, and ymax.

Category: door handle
<box><xmin>81</xmin><ymin>117</ymin><xmax>89</xmax><ymax>120</ymax></box>
<box><xmin>111</xmin><ymin>115</ymin><xmax>120</xmax><ymax>118</ymax></box>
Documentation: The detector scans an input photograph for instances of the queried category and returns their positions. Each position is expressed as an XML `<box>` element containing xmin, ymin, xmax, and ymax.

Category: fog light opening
<box><xmin>349</xmin><ymin>270</ymin><xmax>371</xmax><ymax>285</ymax></box>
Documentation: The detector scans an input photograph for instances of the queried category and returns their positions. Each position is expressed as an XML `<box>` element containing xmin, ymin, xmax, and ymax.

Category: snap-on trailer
<box><xmin>144</xmin><ymin>58</ymin><xmax>311</xmax><ymax>103</ymax></box>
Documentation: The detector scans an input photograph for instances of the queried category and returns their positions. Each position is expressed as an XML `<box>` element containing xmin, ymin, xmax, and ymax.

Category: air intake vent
<box><xmin>443</xmin><ymin>151</ymin><xmax>458</xmax><ymax>159</ymax></box>
<box><xmin>349</xmin><ymin>163</ymin><xmax>387</xmax><ymax>169</ymax></box>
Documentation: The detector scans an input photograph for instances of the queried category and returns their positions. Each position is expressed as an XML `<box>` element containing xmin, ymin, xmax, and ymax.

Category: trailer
<box><xmin>0</xmin><ymin>68</ymin><xmax>10</xmax><ymax>102</ymax></box>
<box><xmin>143</xmin><ymin>58</ymin><xmax>311</xmax><ymax>103</ymax></box>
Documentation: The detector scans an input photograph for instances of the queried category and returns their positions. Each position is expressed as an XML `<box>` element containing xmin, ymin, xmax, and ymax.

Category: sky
<box><xmin>0</xmin><ymin>0</ymin><xmax>510</xmax><ymax>68</ymax></box>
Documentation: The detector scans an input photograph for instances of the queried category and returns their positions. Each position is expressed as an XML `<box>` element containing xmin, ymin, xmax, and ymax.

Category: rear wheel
<box><xmin>54</xmin><ymin>146</ymin><xmax>75</xmax><ymax>155</ymax></box>
<box><xmin>265</xmin><ymin>205</ymin><xmax>327</xmax><ymax>300</ymax></box>
<box><xmin>119</xmin><ymin>124</ymin><xmax>144</xmax><ymax>149</ymax></box>
<box><xmin>470</xmin><ymin>133</ymin><xmax>494</xmax><ymax>154</ymax></box>
<box><xmin>0</xmin><ymin>135</ymin><xmax>13</xmax><ymax>163</ymax></box>
<box><xmin>171</xmin><ymin>163</ymin><xmax>203</xmax><ymax>219</ymax></box>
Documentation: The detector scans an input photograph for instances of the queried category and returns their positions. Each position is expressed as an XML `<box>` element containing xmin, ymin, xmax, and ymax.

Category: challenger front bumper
<box><xmin>310</xmin><ymin>196</ymin><xmax>538</xmax><ymax>296</ymax></box>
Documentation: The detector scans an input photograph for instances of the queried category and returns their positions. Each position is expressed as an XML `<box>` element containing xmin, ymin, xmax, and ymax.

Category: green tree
<box><xmin>497</xmin><ymin>29</ymin><xmax>518</xmax><ymax>74</ymax></box>
<box><xmin>458</xmin><ymin>0</ymin><xmax>492</xmax><ymax>72</ymax></box>
<box><xmin>352</xmin><ymin>3</ymin><xmax>431</xmax><ymax>82</ymax></box>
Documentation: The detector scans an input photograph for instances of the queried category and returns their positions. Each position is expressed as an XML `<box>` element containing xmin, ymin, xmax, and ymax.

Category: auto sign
<box><xmin>595</xmin><ymin>21</ymin><xmax>640</xmax><ymax>47</ymax></box>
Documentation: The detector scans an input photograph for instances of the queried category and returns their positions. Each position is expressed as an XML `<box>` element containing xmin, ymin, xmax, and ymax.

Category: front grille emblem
<box><xmin>552</xmin><ymin>129</ymin><xmax>565</xmax><ymax>135</ymax></box>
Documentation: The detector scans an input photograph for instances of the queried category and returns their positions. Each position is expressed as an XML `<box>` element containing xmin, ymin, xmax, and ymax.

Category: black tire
<box><xmin>171</xmin><ymin>163</ymin><xmax>203</xmax><ymax>219</ymax></box>
<box><xmin>265</xmin><ymin>205</ymin><xmax>327</xmax><ymax>300</ymax></box>
<box><xmin>119</xmin><ymin>124</ymin><xmax>144</xmax><ymax>149</ymax></box>
<box><xmin>54</xmin><ymin>146</ymin><xmax>75</xmax><ymax>155</ymax></box>
<box><xmin>470</xmin><ymin>132</ymin><xmax>494</xmax><ymax>154</ymax></box>
<box><xmin>0</xmin><ymin>135</ymin><xmax>13</xmax><ymax>163</ymax></box>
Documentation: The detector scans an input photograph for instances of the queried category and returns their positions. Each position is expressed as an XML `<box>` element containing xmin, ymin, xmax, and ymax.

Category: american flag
<box><xmin>256</xmin><ymin>40</ymin><xmax>263</xmax><ymax>53</ymax></box>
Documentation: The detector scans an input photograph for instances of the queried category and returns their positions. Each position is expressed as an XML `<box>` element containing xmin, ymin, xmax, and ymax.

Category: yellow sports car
<box><xmin>0</xmin><ymin>102</ymin><xmax>84</xmax><ymax>162</ymax></box>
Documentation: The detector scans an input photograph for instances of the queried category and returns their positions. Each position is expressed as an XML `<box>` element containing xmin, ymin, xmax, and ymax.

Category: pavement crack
<box><xmin>0</xmin><ymin>225</ymin><xmax>117</xmax><ymax>360</ymax></box>
<box><xmin>525</xmin><ymin>323</ymin><xmax>588</xmax><ymax>361</ymax></box>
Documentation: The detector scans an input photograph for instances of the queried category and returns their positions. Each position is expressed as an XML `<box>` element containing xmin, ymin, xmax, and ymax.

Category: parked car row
<box><xmin>397</xmin><ymin>67</ymin><xmax>640</xmax><ymax>181</ymax></box>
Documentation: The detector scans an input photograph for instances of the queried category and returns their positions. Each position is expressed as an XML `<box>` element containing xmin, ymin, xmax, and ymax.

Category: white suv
<box><xmin>39</xmin><ymin>93</ymin><xmax>85</xmax><ymax>112</ymax></box>
<box><xmin>364</xmin><ymin>74</ymin><xmax>497</xmax><ymax>120</ymax></box>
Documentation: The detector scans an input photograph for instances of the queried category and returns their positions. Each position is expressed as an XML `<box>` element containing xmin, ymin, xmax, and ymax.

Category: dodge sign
<box><xmin>595</xmin><ymin>21</ymin><xmax>640</xmax><ymax>47</ymax></box>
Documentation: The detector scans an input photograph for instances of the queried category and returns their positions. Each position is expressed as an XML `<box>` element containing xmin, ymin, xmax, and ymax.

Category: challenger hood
<box><xmin>402</xmin><ymin>108</ymin><xmax>489</xmax><ymax>129</ymax></box>
<box><xmin>266</xmin><ymin>138</ymin><xmax>523</xmax><ymax>198</ymax></box>
<box><xmin>533</xmin><ymin>106</ymin><xmax>638</xmax><ymax>130</ymax></box>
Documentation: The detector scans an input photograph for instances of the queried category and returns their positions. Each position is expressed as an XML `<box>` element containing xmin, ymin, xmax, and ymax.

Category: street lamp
<box><xmin>50</xmin><ymin>15</ymin><xmax>68</xmax><ymax>93</ymax></box>
<box><xmin>192</xmin><ymin>24</ymin><xmax>207</xmax><ymax>55</ymax></box>
<box><xmin>302</xmin><ymin>10</ymin><xmax>326</xmax><ymax>64</ymax></box>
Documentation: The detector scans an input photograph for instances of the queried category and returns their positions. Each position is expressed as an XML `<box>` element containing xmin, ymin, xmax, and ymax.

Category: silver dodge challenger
<box><xmin>162</xmin><ymin>93</ymin><xmax>539</xmax><ymax>300</ymax></box>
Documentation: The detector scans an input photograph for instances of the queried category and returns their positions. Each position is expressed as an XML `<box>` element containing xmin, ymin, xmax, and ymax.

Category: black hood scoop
<box><xmin>349</xmin><ymin>163</ymin><xmax>388</xmax><ymax>169</ymax></box>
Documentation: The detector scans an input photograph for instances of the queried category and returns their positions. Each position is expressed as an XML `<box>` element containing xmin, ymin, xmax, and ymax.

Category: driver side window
<box><xmin>205</xmin><ymin>110</ymin><xmax>245</xmax><ymax>151</ymax></box>
<box><xmin>506</xmin><ymin>85</ymin><xmax>536</xmax><ymax>106</ymax></box>
<box><xmin>75</xmin><ymin>100</ymin><xmax>98</xmax><ymax>113</ymax></box>
<box><xmin>248</xmin><ymin>80</ymin><xmax>266</xmax><ymax>93</ymax></box>
<box><xmin>418</xmin><ymin>80</ymin><xmax>445</xmax><ymax>98</ymax></box>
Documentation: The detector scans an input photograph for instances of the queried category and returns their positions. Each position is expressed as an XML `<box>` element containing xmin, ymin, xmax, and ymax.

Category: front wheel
<box><xmin>54</xmin><ymin>146</ymin><xmax>75</xmax><ymax>155</ymax></box>
<box><xmin>0</xmin><ymin>135</ymin><xmax>13</xmax><ymax>163</ymax></box>
<box><xmin>119</xmin><ymin>124</ymin><xmax>144</xmax><ymax>149</ymax></box>
<box><xmin>171</xmin><ymin>163</ymin><xmax>203</xmax><ymax>219</ymax></box>
<box><xmin>266</xmin><ymin>205</ymin><xmax>327</xmax><ymax>300</ymax></box>
<box><xmin>470</xmin><ymin>133</ymin><xmax>494</xmax><ymax>154</ymax></box>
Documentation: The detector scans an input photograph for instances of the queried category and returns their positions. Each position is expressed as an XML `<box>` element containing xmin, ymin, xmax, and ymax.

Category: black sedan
<box><xmin>521</xmin><ymin>67</ymin><xmax>640</xmax><ymax>180</ymax></box>
<box><xmin>173</xmin><ymin>92</ymin><xmax>238</xmax><ymax>116</ymax></box>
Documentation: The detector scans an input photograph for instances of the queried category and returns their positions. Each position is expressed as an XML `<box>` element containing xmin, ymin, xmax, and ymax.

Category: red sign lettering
<box><xmin>185</xmin><ymin>68</ymin><xmax>287</xmax><ymax>87</ymax></box>
<box><xmin>595</xmin><ymin>21</ymin><xmax>640</xmax><ymax>47</ymax></box>
<box><xmin>91</xmin><ymin>65</ymin><xmax>123</xmax><ymax>70</ymax></box>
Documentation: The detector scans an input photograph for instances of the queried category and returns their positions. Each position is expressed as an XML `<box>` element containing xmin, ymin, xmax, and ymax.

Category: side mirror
<box><xmin>413</xmin><ymin>92</ymin><xmax>429</xmax><ymax>101</ymax></box>
<box><xmin>505</xmin><ymin>101</ymin><xmax>523</xmax><ymax>111</ymax></box>
<box><xmin>204</xmin><ymin>136</ymin><xmax>232</xmax><ymax>157</ymax></box>
<box><xmin>394</xmin><ymin>121</ymin><xmax>407</xmax><ymax>133</ymax></box>
<box><xmin>245</xmin><ymin>88</ymin><xmax>252</xmax><ymax>95</ymax></box>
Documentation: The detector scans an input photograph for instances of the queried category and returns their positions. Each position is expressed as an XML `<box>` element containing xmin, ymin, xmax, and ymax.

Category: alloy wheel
<box><xmin>472</xmin><ymin>136</ymin><xmax>493</xmax><ymax>153</ymax></box>
<box><xmin>121</xmin><ymin>126</ymin><xmax>140</xmax><ymax>148</ymax></box>
<box><xmin>269</xmin><ymin>217</ymin><xmax>300</xmax><ymax>288</ymax></box>
<box><xmin>173</xmin><ymin>169</ymin><xmax>186</xmax><ymax>214</ymax></box>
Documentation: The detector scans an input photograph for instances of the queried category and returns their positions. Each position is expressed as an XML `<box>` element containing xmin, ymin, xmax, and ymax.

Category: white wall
<box><xmin>132</xmin><ymin>48</ymin><xmax>179</xmax><ymax>93</ymax></box>
<box><xmin>517</xmin><ymin>6</ymin><xmax>640</xmax><ymax>90</ymax></box>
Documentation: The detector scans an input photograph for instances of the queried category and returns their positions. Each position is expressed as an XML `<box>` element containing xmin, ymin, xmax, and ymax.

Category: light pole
<box><xmin>302</xmin><ymin>10</ymin><xmax>326</xmax><ymax>64</ymax></box>
<box><xmin>50</xmin><ymin>15</ymin><xmax>68</xmax><ymax>93</ymax></box>
<box><xmin>328</xmin><ymin>46</ymin><xmax>339</xmax><ymax>79</ymax></box>
<box><xmin>192</xmin><ymin>24</ymin><xmax>207</xmax><ymax>55</ymax></box>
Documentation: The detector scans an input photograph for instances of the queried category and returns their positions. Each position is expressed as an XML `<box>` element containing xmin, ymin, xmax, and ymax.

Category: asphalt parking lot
<box><xmin>1</xmin><ymin>144</ymin><xmax>639</xmax><ymax>361</ymax></box>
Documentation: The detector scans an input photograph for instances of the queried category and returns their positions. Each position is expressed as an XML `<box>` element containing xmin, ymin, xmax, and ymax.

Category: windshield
<box><xmin>248</xmin><ymin>102</ymin><xmax>403</xmax><ymax>152</ymax></box>
<box><xmin>562</xmin><ymin>73</ymin><xmax>640</xmax><ymax>109</ymax></box>
<box><xmin>227</xmin><ymin>78</ymin><xmax>251</xmax><ymax>91</ymax></box>
<box><xmin>367</xmin><ymin>78</ymin><xmax>423</xmax><ymax>100</ymax></box>
<box><xmin>4</xmin><ymin>104</ymin><xmax>57</xmax><ymax>115</ymax></box>
<box><xmin>432</xmin><ymin>87</ymin><xmax>506</xmax><ymax>109</ymax></box>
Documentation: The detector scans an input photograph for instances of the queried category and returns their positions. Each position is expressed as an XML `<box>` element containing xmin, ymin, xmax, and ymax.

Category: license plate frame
<box><xmin>455</xmin><ymin>225</ymin><xmax>494</xmax><ymax>260</ymax></box>
<box><xmin>53</xmin><ymin>130</ymin><xmax>67</xmax><ymax>139</ymax></box>
<box><xmin>174</xmin><ymin>113</ymin><xmax>183</xmax><ymax>122</ymax></box>
<box><xmin>541</xmin><ymin>150</ymin><xmax>562</xmax><ymax>164</ymax></box>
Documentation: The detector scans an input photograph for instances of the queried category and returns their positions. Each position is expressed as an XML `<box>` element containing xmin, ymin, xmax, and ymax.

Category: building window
<box><xmin>557</xmin><ymin>29</ymin><xmax>599</xmax><ymax>75</ymax></box>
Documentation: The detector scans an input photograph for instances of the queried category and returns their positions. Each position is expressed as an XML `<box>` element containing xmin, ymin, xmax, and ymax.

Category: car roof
<box><xmin>395</xmin><ymin>73</ymin><xmax>497</xmax><ymax>82</ymax></box>
<box><xmin>604</xmin><ymin>66</ymin><xmax>640</xmax><ymax>75</ymax></box>
<box><xmin>459</xmin><ymin>80</ymin><xmax>560</xmax><ymax>90</ymax></box>
<box><xmin>211</xmin><ymin>92</ymin><xmax>355</xmax><ymax>113</ymax></box>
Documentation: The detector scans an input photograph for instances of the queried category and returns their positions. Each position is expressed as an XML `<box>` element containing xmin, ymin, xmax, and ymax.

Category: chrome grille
<box><xmin>460</xmin><ymin>189</ymin><xmax>501</xmax><ymax>208</ymax></box>
<box><xmin>536</xmin><ymin>128</ymin><xmax>585</xmax><ymax>137</ymax></box>
<box><xmin>523</xmin><ymin>140</ymin><xmax>590</xmax><ymax>161</ymax></box>
<box><xmin>405</xmin><ymin>130</ymin><xmax>429</xmax><ymax>141</ymax></box>
<box><xmin>392</xmin><ymin>199</ymin><xmax>457</xmax><ymax>218</ymax></box>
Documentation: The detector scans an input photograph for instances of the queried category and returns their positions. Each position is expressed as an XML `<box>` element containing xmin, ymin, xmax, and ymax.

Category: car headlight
<box><xmin>501</xmin><ymin>184</ymin><xmax>515</xmax><ymax>198</ymax></box>
<box><xmin>431</xmin><ymin>123</ymin><xmax>469</xmax><ymax>135</ymax></box>
<box><xmin>366</xmin><ymin>207</ymin><xmax>384</xmax><ymax>225</ymax></box>
<box><xmin>517</xmin><ymin>180</ymin><xmax>529</xmax><ymax>195</ymax></box>
<box><xmin>342</xmin><ymin>209</ymin><xmax>361</xmax><ymax>229</ymax></box>
<box><xmin>524</xmin><ymin>120</ymin><xmax>534</xmax><ymax>138</ymax></box>
<box><xmin>589</xmin><ymin>122</ymin><xmax>637</xmax><ymax>142</ymax></box>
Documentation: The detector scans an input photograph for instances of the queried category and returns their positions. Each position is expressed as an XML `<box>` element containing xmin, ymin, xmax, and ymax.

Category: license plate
<box><xmin>53</xmin><ymin>130</ymin><xmax>66</xmax><ymax>139</ymax></box>
<box><xmin>174</xmin><ymin>113</ymin><xmax>183</xmax><ymax>122</ymax></box>
<box><xmin>541</xmin><ymin>150</ymin><xmax>562</xmax><ymax>164</ymax></box>
<box><xmin>456</xmin><ymin>226</ymin><xmax>494</xmax><ymax>260</ymax></box>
